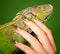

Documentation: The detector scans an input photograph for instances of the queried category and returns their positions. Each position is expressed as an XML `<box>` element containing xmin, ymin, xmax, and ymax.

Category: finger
<box><xmin>15</xmin><ymin>41</ymin><xmax>37</xmax><ymax>54</ymax></box>
<box><xmin>34</xmin><ymin>18</ymin><xmax>56</xmax><ymax>52</ymax></box>
<box><xmin>24</xmin><ymin>19</ymin><xmax>55</xmax><ymax>54</ymax></box>
<box><xmin>15</xmin><ymin>28</ymin><xmax>47</xmax><ymax>54</ymax></box>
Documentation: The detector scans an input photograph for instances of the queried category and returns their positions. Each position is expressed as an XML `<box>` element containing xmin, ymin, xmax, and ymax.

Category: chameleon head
<box><xmin>16</xmin><ymin>4</ymin><xmax>53</xmax><ymax>21</ymax></box>
<box><xmin>38</xmin><ymin>4</ymin><xmax>53</xmax><ymax>13</ymax></box>
<box><xmin>35</xmin><ymin>4</ymin><xmax>53</xmax><ymax>20</ymax></box>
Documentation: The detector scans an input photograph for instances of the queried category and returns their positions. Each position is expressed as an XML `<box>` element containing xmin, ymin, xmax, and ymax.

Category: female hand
<box><xmin>15</xmin><ymin>19</ymin><xmax>56</xmax><ymax>54</ymax></box>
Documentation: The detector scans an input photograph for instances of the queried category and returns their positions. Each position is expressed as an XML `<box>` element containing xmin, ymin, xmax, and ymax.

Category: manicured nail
<box><xmin>17</xmin><ymin>27</ymin><xmax>22</xmax><ymax>31</ymax></box>
<box><xmin>15</xmin><ymin>41</ymin><xmax>18</xmax><ymax>44</ymax></box>
<box><xmin>11</xmin><ymin>39</ymin><xmax>19</xmax><ymax>44</ymax></box>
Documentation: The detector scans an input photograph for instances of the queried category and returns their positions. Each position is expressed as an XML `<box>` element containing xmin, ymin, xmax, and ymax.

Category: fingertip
<box><xmin>15</xmin><ymin>41</ymin><xmax>18</xmax><ymax>44</ymax></box>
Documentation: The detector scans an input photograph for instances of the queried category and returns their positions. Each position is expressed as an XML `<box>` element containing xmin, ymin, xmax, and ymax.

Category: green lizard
<box><xmin>0</xmin><ymin>4</ymin><xmax>53</xmax><ymax>54</ymax></box>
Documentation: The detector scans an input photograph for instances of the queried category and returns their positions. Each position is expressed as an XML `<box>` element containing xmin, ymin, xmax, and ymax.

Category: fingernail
<box><xmin>11</xmin><ymin>39</ymin><xmax>19</xmax><ymax>44</ymax></box>
<box><xmin>15</xmin><ymin>41</ymin><xmax>18</xmax><ymax>44</ymax></box>
<box><xmin>17</xmin><ymin>27</ymin><xmax>22</xmax><ymax>31</ymax></box>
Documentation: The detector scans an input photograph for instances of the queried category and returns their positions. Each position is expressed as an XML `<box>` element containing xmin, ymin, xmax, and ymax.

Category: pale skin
<box><xmin>15</xmin><ymin>18</ymin><xmax>57</xmax><ymax>54</ymax></box>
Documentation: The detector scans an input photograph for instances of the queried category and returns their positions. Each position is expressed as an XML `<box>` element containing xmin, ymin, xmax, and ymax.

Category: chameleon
<box><xmin>0</xmin><ymin>4</ymin><xmax>53</xmax><ymax>54</ymax></box>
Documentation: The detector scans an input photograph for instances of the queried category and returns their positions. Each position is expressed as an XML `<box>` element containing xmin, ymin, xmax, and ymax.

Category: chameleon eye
<box><xmin>41</xmin><ymin>6</ymin><xmax>47</xmax><ymax>11</ymax></box>
<box><xmin>38</xmin><ymin>5</ymin><xmax>47</xmax><ymax>11</ymax></box>
<box><xmin>38</xmin><ymin>6</ymin><xmax>41</xmax><ymax>9</ymax></box>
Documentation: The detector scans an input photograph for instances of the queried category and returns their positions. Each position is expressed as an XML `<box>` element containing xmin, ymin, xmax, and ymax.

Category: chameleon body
<box><xmin>0</xmin><ymin>4</ymin><xmax>53</xmax><ymax>54</ymax></box>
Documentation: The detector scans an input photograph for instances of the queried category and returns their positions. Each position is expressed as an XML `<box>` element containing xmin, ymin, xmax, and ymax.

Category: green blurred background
<box><xmin>0</xmin><ymin>0</ymin><xmax>60</xmax><ymax>54</ymax></box>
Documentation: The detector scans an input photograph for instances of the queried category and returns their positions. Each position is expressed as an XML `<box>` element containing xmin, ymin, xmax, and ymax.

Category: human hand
<box><xmin>15</xmin><ymin>19</ymin><xmax>56</xmax><ymax>54</ymax></box>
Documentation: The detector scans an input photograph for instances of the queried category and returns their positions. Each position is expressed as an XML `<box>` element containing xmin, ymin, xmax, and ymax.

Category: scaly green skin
<box><xmin>0</xmin><ymin>4</ymin><xmax>53</xmax><ymax>54</ymax></box>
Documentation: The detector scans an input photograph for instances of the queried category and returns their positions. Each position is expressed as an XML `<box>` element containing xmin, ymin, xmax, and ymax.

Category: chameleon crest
<box><xmin>0</xmin><ymin>4</ymin><xmax>53</xmax><ymax>54</ymax></box>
